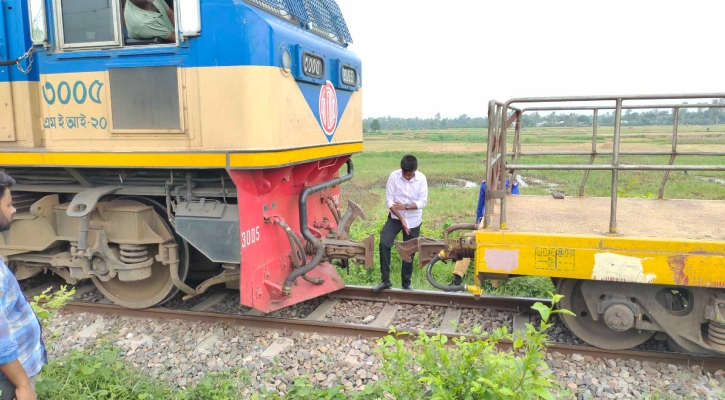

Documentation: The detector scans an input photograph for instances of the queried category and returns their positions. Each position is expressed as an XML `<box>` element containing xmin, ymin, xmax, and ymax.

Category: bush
<box><xmin>371</xmin><ymin>292</ymin><xmax>573</xmax><ymax>399</ymax></box>
<box><xmin>30</xmin><ymin>285</ymin><xmax>76</xmax><ymax>329</ymax></box>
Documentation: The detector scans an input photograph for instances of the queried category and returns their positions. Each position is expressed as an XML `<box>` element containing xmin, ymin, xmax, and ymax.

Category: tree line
<box><xmin>365</xmin><ymin>100</ymin><xmax>725</xmax><ymax>132</ymax></box>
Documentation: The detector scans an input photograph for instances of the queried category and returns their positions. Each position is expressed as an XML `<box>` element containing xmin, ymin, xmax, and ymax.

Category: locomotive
<box><xmin>0</xmin><ymin>0</ymin><xmax>371</xmax><ymax>313</ymax></box>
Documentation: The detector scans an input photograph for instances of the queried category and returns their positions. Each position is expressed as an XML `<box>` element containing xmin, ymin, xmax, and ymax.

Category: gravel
<box><xmin>549</xmin><ymin>351</ymin><xmax>725</xmax><ymax>399</ymax></box>
<box><xmin>457</xmin><ymin>308</ymin><xmax>513</xmax><ymax>334</ymax></box>
<box><xmin>77</xmin><ymin>287</ymin><xmax>107</xmax><ymax>303</ymax></box>
<box><xmin>205</xmin><ymin>294</ymin><xmax>326</xmax><ymax>319</ymax></box>
<box><xmin>268</xmin><ymin>297</ymin><xmax>325</xmax><ymax>319</ymax></box>
<box><xmin>207</xmin><ymin>293</ymin><xmax>252</xmax><ymax>315</ymax></box>
<box><xmin>25</xmin><ymin>273</ymin><xmax>725</xmax><ymax>399</ymax></box>
<box><xmin>44</xmin><ymin>312</ymin><xmax>382</xmax><ymax>396</ymax></box>
<box><xmin>323</xmin><ymin>300</ymin><xmax>385</xmax><ymax>325</ymax></box>
<box><xmin>392</xmin><ymin>304</ymin><xmax>446</xmax><ymax>331</ymax></box>
<box><xmin>42</xmin><ymin>311</ymin><xmax>725</xmax><ymax>399</ymax></box>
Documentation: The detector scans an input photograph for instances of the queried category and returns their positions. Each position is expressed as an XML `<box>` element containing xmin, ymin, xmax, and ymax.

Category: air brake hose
<box><xmin>274</xmin><ymin>219</ymin><xmax>323</xmax><ymax>286</ymax></box>
<box><xmin>282</xmin><ymin>160</ymin><xmax>354</xmax><ymax>294</ymax></box>
<box><xmin>426</xmin><ymin>253</ymin><xmax>467</xmax><ymax>292</ymax></box>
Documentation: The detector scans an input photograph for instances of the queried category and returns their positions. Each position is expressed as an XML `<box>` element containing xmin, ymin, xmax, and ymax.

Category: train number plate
<box><xmin>302</xmin><ymin>52</ymin><xmax>324</xmax><ymax>79</ymax></box>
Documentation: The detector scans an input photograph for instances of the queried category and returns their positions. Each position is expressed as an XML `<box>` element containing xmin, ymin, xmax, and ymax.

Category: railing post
<box><xmin>610</xmin><ymin>99</ymin><xmax>622</xmax><ymax>234</ymax></box>
<box><xmin>579</xmin><ymin>108</ymin><xmax>598</xmax><ymax>196</ymax></box>
<box><xmin>658</xmin><ymin>107</ymin><xmax>679</xmax><ymax>199</ymax></box>
<box><xmin>483</xmin><ymin>101</ymin><xmax>497</xmax><ymax>229</ymax></box>
<box><xmin>499</xmin><ymin>106</ymin><xmax>509</xmax><ymax>230</ymax></box>
<box><xmin>508</xmin><ymin>110</ymin><xmax>523</xmax><ymax>194</ymax></box>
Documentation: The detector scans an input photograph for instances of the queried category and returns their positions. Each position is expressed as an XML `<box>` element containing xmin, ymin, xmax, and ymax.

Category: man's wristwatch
<box><xmin>404</xmin><ymin>203</ymin><xmax>409</xmax><ymax>210</ymax></box>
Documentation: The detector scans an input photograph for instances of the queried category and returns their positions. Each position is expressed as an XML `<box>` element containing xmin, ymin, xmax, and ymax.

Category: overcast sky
<box><xmin>336</xmin><ymin>0</ymin><xmax>725</xmax><ymax>119</ymax></box>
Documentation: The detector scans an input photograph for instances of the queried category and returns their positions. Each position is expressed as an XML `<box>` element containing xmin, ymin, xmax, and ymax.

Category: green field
<box><xmin>339</xmin><ymin>125</ymin><xmax>725</xmax><ymax>296</ymax></box>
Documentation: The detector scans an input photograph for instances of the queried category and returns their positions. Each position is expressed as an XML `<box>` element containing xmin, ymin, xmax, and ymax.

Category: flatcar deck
<box><xmin>487</xmin><ymin>195</ymin><xmax>725</xmax><ymax>241</ymax></box>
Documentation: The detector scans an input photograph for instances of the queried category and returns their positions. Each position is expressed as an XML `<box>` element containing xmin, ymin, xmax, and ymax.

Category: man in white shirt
<box><xmin>372</xmin><ymin>155</ymin><xmax>428</xmax><ymax>293</ymax></box>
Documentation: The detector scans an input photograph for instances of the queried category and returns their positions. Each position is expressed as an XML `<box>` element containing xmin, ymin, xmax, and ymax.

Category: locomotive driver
<box><xmin>372</xmin><ymin>155</ymin><xmax>428</xmax><ymax>292</ymax></box>
<box><xmin>124</xmin><ymin>0</ymin><xmax>177</xmax><ymax>42</ymax></box>
<box><xmin>0</xmin><ymin>172</ymin><xmax>46</xmax><ymax>400</ymax></box>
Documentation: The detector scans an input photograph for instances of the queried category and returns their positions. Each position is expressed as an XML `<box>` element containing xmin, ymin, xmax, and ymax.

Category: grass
<box><xmin>339</xmin><ymin>125</ymin><xmax>725</xmax><ymax>295</ymax></box>
<box><xmin>363</xmin><ymin>125</ymin><xmax>725</xmax><ymax>152</ymax></box>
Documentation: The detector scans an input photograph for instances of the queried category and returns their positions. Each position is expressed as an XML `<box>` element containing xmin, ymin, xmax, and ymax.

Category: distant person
<box><xmin>0</xmin><ymin>172</ymin><xmax>46</xmax><ymax>400</ymax></box>
<box><xmin>451</xmin><ymin>177</ymin><xmax>519</xmax><ymax>286</ymax></box>
<box><xmin>124</xmin><ymin>0</ymin><xmax>176</xmax><ymax>42</ymax></box>
<box><xmin>372</xmin><ymin>155</ymin><xmax>428</xmax><ymax>292</ymax></box>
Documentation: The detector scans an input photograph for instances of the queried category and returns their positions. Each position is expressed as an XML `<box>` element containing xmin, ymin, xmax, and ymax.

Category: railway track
<box><xmin>22</xmin><ymin>274</ymin><xmax>725</xmax><ymax>374</ymax></box>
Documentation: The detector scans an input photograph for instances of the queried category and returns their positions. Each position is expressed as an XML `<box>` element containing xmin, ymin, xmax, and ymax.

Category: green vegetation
<box><xmin>370</xmin><ymin>293</ymin><xmax>574</xmax><ymax>400</ymax></box>
<box><xmin>365</xmin><ymin>100</ymin><xmax>725</xmax><ymax>131</ymax></box>
<box><xmin>30</xmin><ymin>285</ymin><xmax>76</xmax><ymax>328</ymax></box>
<box><xmin>35</xmin><ymin>293</ymin><xmax>571</xmax><ymax>399</ymax></box>
<box><xmin>364</xmin><ymin>125</ymin><xmax>725</xmax><ymax>148</ymax></box>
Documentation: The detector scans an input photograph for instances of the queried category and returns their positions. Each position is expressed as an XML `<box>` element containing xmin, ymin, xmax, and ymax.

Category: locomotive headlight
<box><xmin>281</xmin><ymin>49</ymin><xmax>292</xmax><ymax>70</ymax></box>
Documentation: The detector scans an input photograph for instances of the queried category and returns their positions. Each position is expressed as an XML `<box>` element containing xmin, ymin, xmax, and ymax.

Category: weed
<box><xmin>371</xmin><ymin>291</ymin><xmax>574</xmax><ymax>399</ymax></box>
<box><xmin>36</xmin><ymin>341</ymin><xmax>179</xmax><ymax>399</ymax></box>
<box><xmin>30</xmin><ymin>285</ymin><xmax>76</xmax><ymax>329</ymax></box>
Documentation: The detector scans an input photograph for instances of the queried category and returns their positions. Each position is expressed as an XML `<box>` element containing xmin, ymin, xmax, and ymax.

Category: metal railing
<box><xmin>483</xmin><ymin>94</ymin><xmax>725</xmax><ymax>234</ymax></box>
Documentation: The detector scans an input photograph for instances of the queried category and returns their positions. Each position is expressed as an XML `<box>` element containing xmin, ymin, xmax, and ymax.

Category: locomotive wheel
<box><xmin>91</xmin><ymin>197</ymin><xmax>190</xmax><ymax>309</ymax></box>
<box><xmin>556</xmin><ymin>278</ymin><xmax>654</xmax><ymax>350</ymax></box>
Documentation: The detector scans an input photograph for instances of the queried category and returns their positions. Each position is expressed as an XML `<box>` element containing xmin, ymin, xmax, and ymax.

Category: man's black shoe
<box><xmin>402</xmin><ymin>285</ymin><xmax>413</xmax><ymax>290</ymax></box>
<box><xmin>372</xmin><ymin>282</ymin><xmax>392</xmax><ymax>293</ymax></box>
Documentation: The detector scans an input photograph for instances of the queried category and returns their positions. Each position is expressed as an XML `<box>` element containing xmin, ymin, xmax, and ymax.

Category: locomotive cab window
<box><xmin>122</xmin><ymin>0</ymin><xmax>177</xmax><ymax>45</ymax></box>
<box><xmin>52</xmin><ymin>0</ymin><xmax>181</xmax><ymax>49</ymax></box>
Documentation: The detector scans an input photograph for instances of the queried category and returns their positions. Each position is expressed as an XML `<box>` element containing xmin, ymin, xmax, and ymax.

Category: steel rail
<box><xmin>332</xmin><ymin>286</ymin><xmax>550</xmax><ymax>311</ymax></box>
<box><xmin>56</xmin><ymin>300</ymin><xmax>725</xmax><ymax>374</ymax></box>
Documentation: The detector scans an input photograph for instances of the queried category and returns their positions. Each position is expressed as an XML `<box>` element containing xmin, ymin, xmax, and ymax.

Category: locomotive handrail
<box><xmin>483</xmin><ymin>93</ymin><xmax>725</xmax><ymax>234</ymax></box>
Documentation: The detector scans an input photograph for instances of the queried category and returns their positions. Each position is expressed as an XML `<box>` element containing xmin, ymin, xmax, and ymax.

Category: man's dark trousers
<box><xmin>379</xmin><ymin>214</ymin><xmax>421</xmax><ymax>288</ymax></box>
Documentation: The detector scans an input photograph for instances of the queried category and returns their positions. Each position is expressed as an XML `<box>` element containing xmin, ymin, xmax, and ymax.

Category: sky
<box><xmin>335</xmin><ymin>0</ymin><xmax>725</xmax><ymax>119</ymax></box>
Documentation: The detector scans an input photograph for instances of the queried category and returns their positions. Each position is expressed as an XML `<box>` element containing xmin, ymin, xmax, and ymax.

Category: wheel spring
<box><xmin>119</xmin><ymin>244</ymin><xmax>150</xmax><ymax>264</ymax></box>
<box><xmin>709</xmin><ymin>321</ymin><xmax>725</xmax><ymax>346</ymax></box>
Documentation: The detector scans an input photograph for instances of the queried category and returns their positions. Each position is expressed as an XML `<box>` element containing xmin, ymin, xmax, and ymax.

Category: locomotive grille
<box><xmin>248</xmin><ymin>0</ymin><xmax>353</xmax><ymax>44</ymax></box>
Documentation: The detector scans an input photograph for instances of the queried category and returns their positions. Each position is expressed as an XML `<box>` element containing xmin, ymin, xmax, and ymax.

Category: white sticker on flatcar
<box><xmin>592</xmin><ymin>252</ymin><xmax>656</xmax><ymax>283</ymax></box>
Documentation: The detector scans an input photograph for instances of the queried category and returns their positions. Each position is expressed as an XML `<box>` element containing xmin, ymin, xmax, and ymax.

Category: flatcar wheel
<box><xmin>91</xmin><ymin>197</ymin><xmax>190</xmax><ymax>309</ymax></box>
<box><xmin>556</xmin><ymin>278</ymin><xmax>654</xmax><ymax>350</ymax></box>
